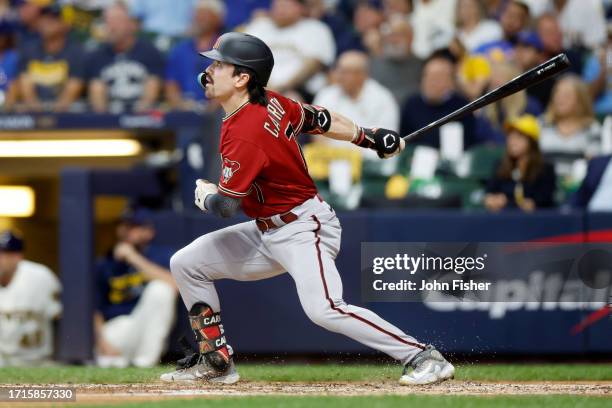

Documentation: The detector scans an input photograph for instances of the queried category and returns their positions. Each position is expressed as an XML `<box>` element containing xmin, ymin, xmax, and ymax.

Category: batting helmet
<box><xmin>200</xmin><ymin>32</ymin><xmax>274</xmax><ymax>86</ymax></box>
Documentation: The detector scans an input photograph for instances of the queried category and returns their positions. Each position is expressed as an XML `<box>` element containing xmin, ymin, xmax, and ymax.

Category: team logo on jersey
<box><xmin>222</xmin><ymin>157</ymin><xmax>240</xmax><ymax>183</ymax></box>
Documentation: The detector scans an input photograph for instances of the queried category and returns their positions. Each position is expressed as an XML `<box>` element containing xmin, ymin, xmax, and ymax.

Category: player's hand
<box><xmin>353</xmin><ymin>127</ymin><xmax>405</xmax><ymax>159</ymax></box>
<box><xmin>114</xmin><ymin>242</ymin><xmax>138</xmax><ymax>262</ymax></box>
<box><xmin>195</xmin><ymin>179</ymin><xmax>218</xmax><ymax>212</ymax></box>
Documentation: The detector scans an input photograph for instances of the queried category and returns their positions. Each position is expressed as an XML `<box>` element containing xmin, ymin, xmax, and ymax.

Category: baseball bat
<box><xmin>402</xmin><ymin>53</ymin><xmax>570</xmax><ymax>142</ymax></box>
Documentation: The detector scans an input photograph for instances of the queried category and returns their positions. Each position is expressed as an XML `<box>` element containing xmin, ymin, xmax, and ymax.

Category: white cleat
<box><xmin>160</xmin><ymin>356</ymin><xmax>240</xmax><ymax>384</ymax></box>
<box><xmin>399</xmin><ymin>345</ymin><xmax>455</xmax><ymax>385</ymax></box>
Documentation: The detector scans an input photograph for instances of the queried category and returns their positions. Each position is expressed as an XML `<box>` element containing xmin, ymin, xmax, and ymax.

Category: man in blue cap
<box><xmin>94</xmin><ymin>208</ymin><xmax>177</xmax><ymax>368</ymax></box>
<box><xmin>0</xmin><ymin>230</ymin><xmax>62</xmax><ymax>366</ymax></box>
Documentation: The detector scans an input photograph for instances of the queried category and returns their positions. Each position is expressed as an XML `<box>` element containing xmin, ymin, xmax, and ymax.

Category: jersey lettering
<box><xmin>263</xmin><ymin>97</ymin><xmax>286</xmax><ymax>138</ymax></box>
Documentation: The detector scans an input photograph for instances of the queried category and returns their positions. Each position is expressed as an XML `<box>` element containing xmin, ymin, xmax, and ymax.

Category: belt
<box><xmin>256</xmin><ymin>212</ymin><xmax>299</xmax><ymax>232</ymax></box>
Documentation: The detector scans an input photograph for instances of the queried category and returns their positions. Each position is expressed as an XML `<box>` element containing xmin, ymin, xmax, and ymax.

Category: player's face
<box><xmin>204</xmin><ymin>61</ymin><xmax>240</xmax><ymax>101</ymax></box>
<box><xmin>0</xmin><ymin>252</ymin><xmax>21</xmax><ymax>277</ymax></box>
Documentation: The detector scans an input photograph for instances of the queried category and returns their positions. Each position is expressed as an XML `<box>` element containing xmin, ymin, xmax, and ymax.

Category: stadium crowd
<box><xmin>0</xmin><ymin>0</ymin><xmax>611</xmax><ymax>212</ymax></box>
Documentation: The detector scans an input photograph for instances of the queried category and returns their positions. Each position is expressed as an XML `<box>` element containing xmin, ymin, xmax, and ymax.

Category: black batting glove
<box><xmin>352</xmin><ymin>127</ymin><xmax>405</xmax><ymax>158</ymax></box>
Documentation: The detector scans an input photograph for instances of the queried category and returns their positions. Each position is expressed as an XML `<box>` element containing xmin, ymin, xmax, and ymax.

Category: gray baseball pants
<box><xmin>170</xmin><ymin>196</ymin><xmax>425</xmax><ymax>365</ymax></box>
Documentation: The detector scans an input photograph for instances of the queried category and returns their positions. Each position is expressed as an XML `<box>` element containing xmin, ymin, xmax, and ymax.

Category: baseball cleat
<box><xmin>160</xmin><ymin>356</ymin><xmax>239</xmax><ymax>384</ymax></box>
<box><xmin>399</xmin><ymin>345</ymin><xmax>455</xmax><ymax>385</ymax></box>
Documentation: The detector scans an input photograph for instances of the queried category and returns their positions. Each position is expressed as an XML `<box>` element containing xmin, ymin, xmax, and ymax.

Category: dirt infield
<box><xmin>30</xmin><ymin>380</ymin><xmax>612</xmax><ymax>403</ymax></box>
<box><xmin>1</xmin><ymin>381</ymin><xmax>610</xmax><ymax>406</ymax></box>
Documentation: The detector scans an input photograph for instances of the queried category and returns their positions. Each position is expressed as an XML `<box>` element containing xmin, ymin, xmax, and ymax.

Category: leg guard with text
<box><xmin>189</xmin><ymin>302</ymin><xmax>230</xmax><ymax>371</ymax></box>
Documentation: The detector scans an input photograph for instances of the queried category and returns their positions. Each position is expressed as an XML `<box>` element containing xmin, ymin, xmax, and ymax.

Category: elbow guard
<box><xmin>302</xmin><ymin>104</ymin><xmax>331</xmax><ymax>134</ymax></box>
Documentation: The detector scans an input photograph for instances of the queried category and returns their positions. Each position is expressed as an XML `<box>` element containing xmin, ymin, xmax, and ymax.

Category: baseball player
<box><xmin>161</xmin><ymin>32</ymin><xmax>454</xmax><ymax>385</ymax></box>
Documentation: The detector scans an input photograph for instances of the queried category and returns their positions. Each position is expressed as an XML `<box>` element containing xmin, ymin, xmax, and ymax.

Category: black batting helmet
<box><xmin>200</xmin><ymin>32</ymin><xmax>275</xmax><ymax>86</ymax></box>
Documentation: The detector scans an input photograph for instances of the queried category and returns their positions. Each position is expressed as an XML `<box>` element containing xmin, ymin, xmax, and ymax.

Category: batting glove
<box><xmin>352</xmin><ymin>127</ymin><xmax>405</xmax><ymax>159</ymax></box>
<box><xmin>194</xmin><ymin>179</ymin><xmax>218</xmax><ymax>212</ymax></box>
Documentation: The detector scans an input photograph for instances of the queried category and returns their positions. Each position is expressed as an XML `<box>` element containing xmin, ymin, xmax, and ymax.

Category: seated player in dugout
<box><xmin>0</xmin><ymin>231</ymin><xmax>62</xmax><ymax>367</ymax></box>
<box><xmin>94</xmin><ymin>209</ymin><xmax>177</xmax><ymax>368</ymax></box>
<box><xmin>162</xmin><ymin>33</ymin><xmax>455</xmax><ymax>386</ymax></box>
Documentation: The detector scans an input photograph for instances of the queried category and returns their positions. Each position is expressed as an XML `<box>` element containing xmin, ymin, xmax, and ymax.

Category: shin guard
<box><xmin>189</xmin><ymin>302</ymin><xmax>231</xmax><ymax>370</ymax></box>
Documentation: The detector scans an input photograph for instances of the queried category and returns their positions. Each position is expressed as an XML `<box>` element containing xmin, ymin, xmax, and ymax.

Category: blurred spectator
<box><xmin>86</xmin><ymin>2</ymin><xmax>164</xmax><ymax>113</ymax></box>
<box><xmin>0</xmin><ymin>231</ymin><xmax>62</xmax><ymax>367</ymax></box>
<box><xmin>0</xmin><ymin>18</ymin><xmax>18</xmax><ymax>110</ymax></box>
<box><xmin>482</xmin><ymin>0</ymin><xmax>509</xmax><ymax>20</ymax></box>
<box><xmin>223</xmin><ymin>0</ymin><xmax>270</xmax><ymax>30</ymax></box>
<box><xmin>485</xmin><ymin>114</ymin><xmax>556</xmax><ymax>212</ymax></box>
<box><xmin>370</xmin><ymin>15</ymin><xmax>422</xmax><ymax>104</ymax></box>
<box><xmin>58</xmin><ymin>1</ymin><xmax>127</xmax><ymax>48</ymax></box>
<box><xmin>520</xmin><ymin>0</ymin><xmax>550</xmax><ymax>18</ymax></box>
<box><xmin>245</xmin><ymin>0</ymin><xmax>335</xmax><ymax>101</ymax></box>
<box><xmin>540</xmin><ymin>75</ymin><xmax>601</xmax><ymax>157</ymax></box>
<box><xmin>479</xmin><ymin>61</ymin><xmax>542</xmax><ymax>142</ymax></box>
<box><xmin>536</xmin><ymin>13</ymin><xmax>583</xmax><ymax>75</ymax></box>
<box><xmin>129</xmin><ymin>0</ymin><xmax>195</xmax><ymax>50</ymax></box>
<box><xmin>314</xmin><ymin>50</ymin><xmax>399</xmax><ymax>136</ymax></box>
<box><xmin>17</xmin><ymin>4</ymin><xmax>85</xmax><ymax>112</ymax></box>
<box><xmin>14</xmin><ymin>0</ymin><xmax>49</xmax><ymax>48</ymax></box>
<box><xmin>474</xmin><ymin>0</ymin><xmax>530</xmax><ymax>61</ymax></box>
<box><xmin>94</xmin><ymin>209</ymin><xmax>177</xmax><ymax>368</ymax></box>
<box><xmin>583</xmin><ymin>25</ymin><xmax>612</xmax><ymax>117</ymax></box>
<box><xmin>455</xmin><ymin>0</ymin><xmax>503</xmax><ymax>53</ymax></box>
<box><xmin>165</xmin><ymin>0</ymin><xmax>224</xmax><ymax>111</ymax></box>
<box><xmin>383</xmin><ymin>0</ymin><xmax>412</xmax><ymax>17</ymax></box>
<box><xmin>411</xmin><ymin>0</ymin><xmax>456</xmax><ymax>59</ymax></box>
<box><xmin>456</xmin><ymin>38</ymin><xmax>493</xmax><ymax>101</ymax></box>
<box><xmin>352</xmin><ymin>0</ymin><xmax>385</xmax><ymax>55</ymax></box>
<box><xmin>400</xmin><ymin>54</ymin><xmax>478</xmax><ymax>149</ymax></box>
<box><xmin>306</xmin><ymin>0</ymin><xmax>363</xmax><ymax>56</ymax></box>
<box><xmin>568</xmin><ymin>155</ymin><xmax>612</xmax><ymax>211</ymax></box>
<box><xmin>514</xmin><ymin>31</ymin><xmax>555</xmax><ymax>108</ymax></box>
<box><xmin>546</xmin><ymin>0</ymin><xmax>606</xmax><ymax>50</ymax></box>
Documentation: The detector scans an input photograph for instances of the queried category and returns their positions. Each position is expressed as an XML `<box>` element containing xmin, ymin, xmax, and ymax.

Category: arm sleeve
<box><xmin>205</xmin><ymin>193</ymin><xmax>242</xmax><ymax>218</ymax></box>
<box><xmin>218</xmin><ymin>139</ymin><xmax>268</xmax><ymax>197</ymax></box>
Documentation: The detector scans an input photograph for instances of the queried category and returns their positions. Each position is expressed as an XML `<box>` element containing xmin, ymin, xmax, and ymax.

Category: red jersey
<box><xmin>217</xmin><ymin>91</ymin><xmax>317</xmax><ymax>218</ymax></box>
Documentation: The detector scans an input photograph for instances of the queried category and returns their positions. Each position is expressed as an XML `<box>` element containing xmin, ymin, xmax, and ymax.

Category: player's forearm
<box><xmin>55</xmin><ymin>79</ymin><xmax>83</xmax><ymax>112</ymax></box>
<box><xmin>137</xmin><ymin>77</ymin><xmax>161</xmax><ymax>111</ymax></box>
<box><xmin>89</xmin><ymin>81</ymin><xmax>108</xmax><ymax>113</ymax></box>
<box><xmin>204</xmin><ymin>193</ymin><xmax>241</xmax><ymax>218</ymax></box>
<box><xmin>125</xmin><ymin>252</ymin><xmax>176</xmax><ymax>288</ymax></box>
<box><xmin>19</xmin><ymin>75</ymin><xmax>41</xmax><ymax>108</ymax></box>
<box><xmin>321</xmin><ymin>111</ymin><xmax>359</xmax><ymax>142</ymax></box>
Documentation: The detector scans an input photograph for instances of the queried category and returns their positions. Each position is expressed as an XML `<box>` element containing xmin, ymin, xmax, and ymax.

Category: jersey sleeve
<box><xmin>282</xmin><ymin>95</ymin><xmax>307</xmax><ymax>135</ymax></box>
<box><xmin>218</xmin><ymin>139</ymin><xmax>268</xmax><ymax>198</ymax></box>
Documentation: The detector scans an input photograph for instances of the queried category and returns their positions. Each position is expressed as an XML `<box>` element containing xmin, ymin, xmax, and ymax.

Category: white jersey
<box><xmin>313</xmin><ymin>78</ymin><xmax>399</xmax><ymax>160</ymax></box>
<box><xmin>0</xmin><ymin>260</ymin><xmax>62</xmax><ymax>366</ymax></box>
<box><xmin>245</xmin><ymin>17</ymin><xmax>336</xmax><ymax>94</ymax></box>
